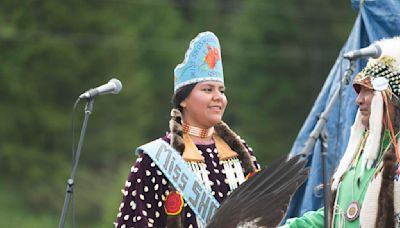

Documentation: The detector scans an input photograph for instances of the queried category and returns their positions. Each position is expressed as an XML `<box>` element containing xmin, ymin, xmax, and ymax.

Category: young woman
<box><xmin>115</xmin><ymin>31</ymin><xmax>259</xmax><ymax>228</ymax></box>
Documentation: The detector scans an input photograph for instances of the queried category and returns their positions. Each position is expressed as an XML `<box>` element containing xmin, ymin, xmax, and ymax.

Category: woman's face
<box><xmin>356</xmin><ymin>86</ymin><xmax>374</xmax><ymax>129</ymax></box>
<box><xmin>180</xmin><ymin>81</ymin><xmax>227</xmax><ymax>128</ymax></box>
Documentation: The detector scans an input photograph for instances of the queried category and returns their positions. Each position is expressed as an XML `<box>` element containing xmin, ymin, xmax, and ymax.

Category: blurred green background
<box><xmin>0</xmin><ymin>0</ymin><xmax>356</xmax><ymax>227</ymax></box>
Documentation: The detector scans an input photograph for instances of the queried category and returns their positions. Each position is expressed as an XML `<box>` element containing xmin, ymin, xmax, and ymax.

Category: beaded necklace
<box><xmin>182</xmin><ymin>122</ymin><xmax>214</xmax><ymax>138</ymax></box>
<box><xmin>345</xmin><ymin>131</ymin><xmax>389</xmax><ymax>222</ymax></box>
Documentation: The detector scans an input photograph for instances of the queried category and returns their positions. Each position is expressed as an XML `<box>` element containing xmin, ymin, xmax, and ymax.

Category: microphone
<box><xmin>79</xmin><ymin>78</ymin><xmax>122</xmax><ymax>99</ymax></box>
<box><xmin>343</xmin><ymin>43</ymin><xmax>382</xmax><ymax>60</ymax></box>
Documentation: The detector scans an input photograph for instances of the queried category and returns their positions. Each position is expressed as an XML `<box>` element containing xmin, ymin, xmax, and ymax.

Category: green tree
<box><xmin>222</xmin><ymin>0</ymin><xmax>354</xmax><ymax>163</ymax></box>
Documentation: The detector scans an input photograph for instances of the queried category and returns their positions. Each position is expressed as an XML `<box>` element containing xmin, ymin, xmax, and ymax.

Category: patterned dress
<box><xmin>115</xmin><ymin>136</ymin><xmax>259</xmax><ymax>228</ymax></box>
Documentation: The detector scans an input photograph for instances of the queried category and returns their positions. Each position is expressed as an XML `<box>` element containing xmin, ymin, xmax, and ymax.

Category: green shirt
<box><xmin>333</xmin><ymin>151</ymin><xmax>380</xmax><ymax>227</ymax></box>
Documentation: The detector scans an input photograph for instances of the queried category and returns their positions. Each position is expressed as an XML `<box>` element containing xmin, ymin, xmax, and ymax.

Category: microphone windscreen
<box><xmin>110</xmin><ymin>78</ymin><xmax>122</xmax><ymax>94</ymax></box>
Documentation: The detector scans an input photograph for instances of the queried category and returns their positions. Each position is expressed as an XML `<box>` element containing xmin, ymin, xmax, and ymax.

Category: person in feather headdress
<box><xmin>283</xmin><ymin>36</ymin><xmax>400</xmax><ymax>228</ymax></box>
<box><xmin>114</xmin><ymin>31</ymin><xmax>260</xmax><ymax>228</ymax></box>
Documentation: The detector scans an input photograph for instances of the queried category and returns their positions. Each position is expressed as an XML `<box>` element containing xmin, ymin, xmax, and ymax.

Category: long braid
<box><xmin>170</xmin><ymin>108</ymin><xmax>185</xmax><ymax>154</ymax></box>
<box><xmin>376</xmin><ymin>147</ymin><xmax>396</xmax><ymax>228</ymax></box>
<box><xmin>214</xmin><ymin>121</ymin><xmax>256</xmax><ymax>173</ymax></box>
<box><xmin>166</xmin><ymin>84</ymin><xmax>195</xmax><ymax>228</ymax></box>
<box><xmin>375</xmin><ymin>94</ymin><xmax>399</xmax><ymax>228</ymax></box>
<box><xmin>167</xmin><ymin>108</ymin><xmax>185</xmax><ymax>228</ymax></box>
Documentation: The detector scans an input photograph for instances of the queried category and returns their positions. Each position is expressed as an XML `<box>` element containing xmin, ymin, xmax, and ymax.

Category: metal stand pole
<box><xmin>297</xmin><ymin>59</ymin><xmax>356</xmax><ymax>227</ymax></box>
<box><xmin>59</xmin><ymin>99</ymin><xmax>94</xmax><ymax>228</ymax></box>
<box><xmin>298</xmin><ymin>59</ymin><xmax>355</xmax><ymax>157</ymax></box>
<box><xmin>320</xmin><ymin>128</ymin><xmax>330</xmax><ymax>228</ymax></box>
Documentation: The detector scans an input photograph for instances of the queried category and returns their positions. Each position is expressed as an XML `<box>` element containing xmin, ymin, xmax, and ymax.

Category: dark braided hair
<box><xmin>168</xmin><ymin>84</ymin><xmax>197</xmax><ymax>227</ymax></box>
<box><xmin>375</xmin><ymin>92</ymin><xmax>400</xmax><ymax>227</ymax></box>
<box><xmin>169</xmin><ymin>83</ymin><xmax>197</xmax><ymax>155</ymax></box>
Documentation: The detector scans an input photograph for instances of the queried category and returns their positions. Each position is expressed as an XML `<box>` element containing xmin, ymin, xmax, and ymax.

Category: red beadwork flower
<box><xmin>204</xmin><ymin>45</ymin><xmax>220</xmax><ymax>69</ymax></box>
<box><xmin>164</xmin><ymin>191</ymin><xmax>184</xmax><ymax>215</ymax></box>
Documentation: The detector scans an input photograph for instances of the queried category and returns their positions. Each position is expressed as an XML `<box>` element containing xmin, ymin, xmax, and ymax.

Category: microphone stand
<box><xmin>59</xmin><ymin>98</ymin><xmax>95</xmax><ymax>228</ymax></box>
<box><xmin>319</xmin><ymin>128</ymin><xmax>330</xmax><ymax>227</ymax></box>
<box><xmin>298</xmin><ymin>58</ymin><xmax>356</xmax><ymax>228</ymax></box>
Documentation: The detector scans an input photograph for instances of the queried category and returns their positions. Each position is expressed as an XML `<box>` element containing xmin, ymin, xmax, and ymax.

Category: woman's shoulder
<box><xmin>133</xmin><ymin>135</ymin><xmax>171</xmax><ymax>159</ymax></box>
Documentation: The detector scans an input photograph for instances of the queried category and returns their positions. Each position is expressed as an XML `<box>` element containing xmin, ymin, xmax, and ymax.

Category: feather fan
<box><xmin>206</xmin><ymin>154</ymin><xmax>309</xmax><ymax>228</ymax></box>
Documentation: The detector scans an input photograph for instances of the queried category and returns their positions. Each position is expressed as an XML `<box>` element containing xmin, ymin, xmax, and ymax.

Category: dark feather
<box><xmin>206</xmin><ymin>154</ymin><xmax>309</xmax><ymax>228</ymax></box>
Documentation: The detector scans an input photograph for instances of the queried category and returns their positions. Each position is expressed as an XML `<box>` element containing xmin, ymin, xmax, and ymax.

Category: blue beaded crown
<box><xmin>174</xmin><ymin>32</ymin><xmax>224</xmax><ymax>92</ymax></box>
